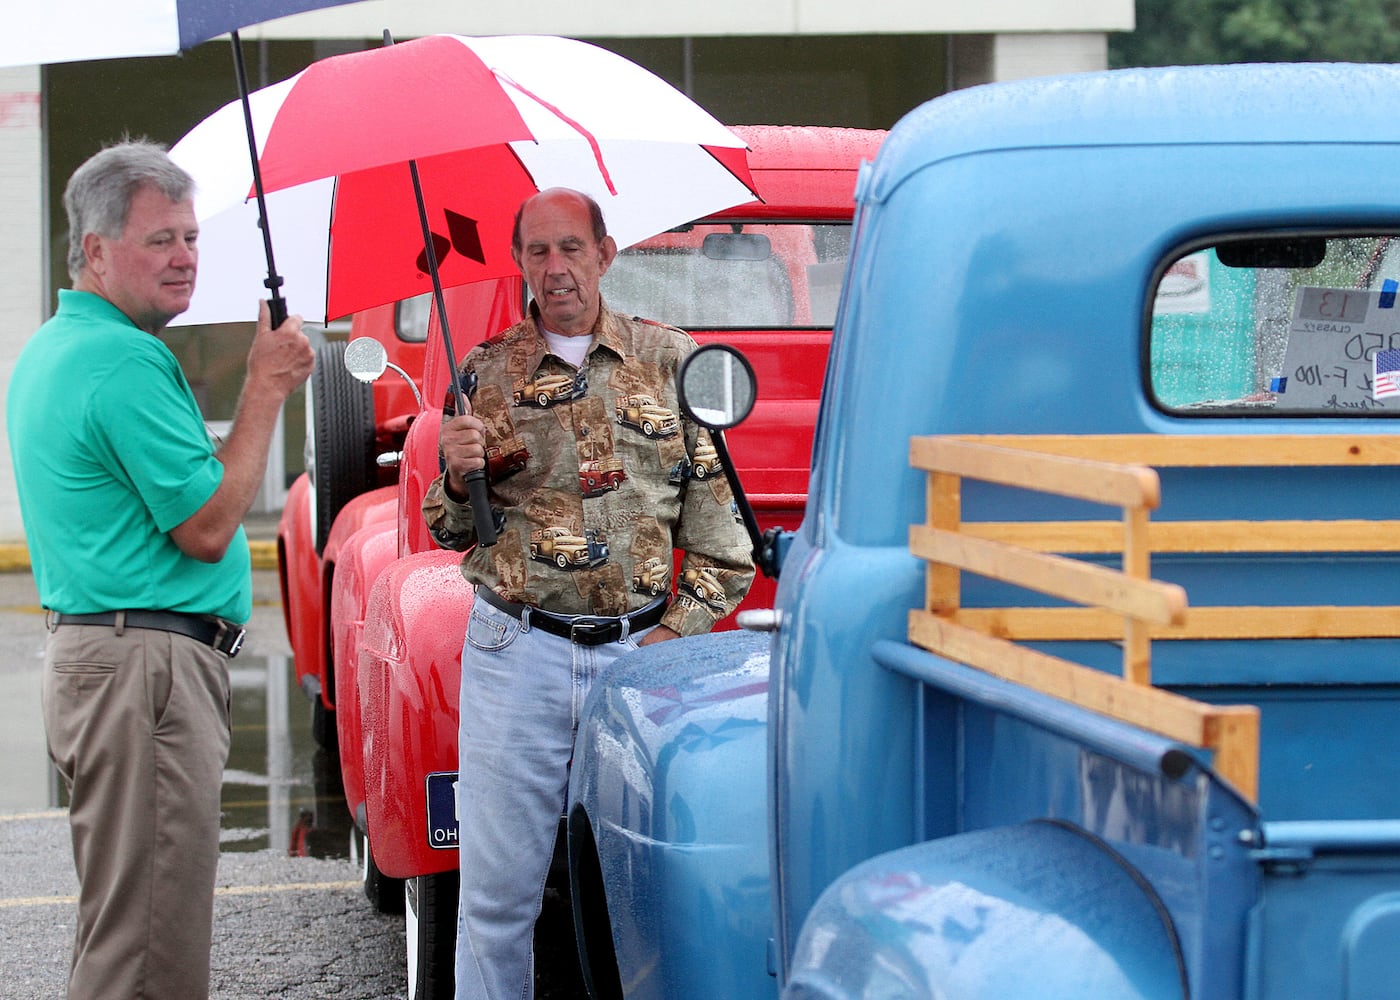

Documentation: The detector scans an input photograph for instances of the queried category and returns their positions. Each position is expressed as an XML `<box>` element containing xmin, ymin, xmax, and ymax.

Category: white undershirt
<box><xmin>542</xmin><ymin>329</ymin><xmax>591</xmax><ymax>368</ymax></box>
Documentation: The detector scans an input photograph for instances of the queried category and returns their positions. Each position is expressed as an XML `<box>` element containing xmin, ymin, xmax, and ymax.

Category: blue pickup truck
<box><xmin>566</xmin><ymin>63</ymin><xmax>1400</xmax><ymax>999</ymax></box>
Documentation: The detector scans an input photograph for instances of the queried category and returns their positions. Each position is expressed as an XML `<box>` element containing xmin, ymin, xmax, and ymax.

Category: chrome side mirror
<box><xmin>343</xmin><ymin>336</ymin><xmax>389</xmax><ymax>383</ymax></box>
<box><xmin>677</xmin><ymin>343</ymin><xmax>780</xmax><ymax>579</ymax></box>
<box><xmin>677</xmin><ymin>343</ymin><xmax>757</xmax><ymax>431</ymax></box>
<box><xmin>342</xmin><ymin>335</ymin><xmax>423</xmax><ymax>409</ymax></box>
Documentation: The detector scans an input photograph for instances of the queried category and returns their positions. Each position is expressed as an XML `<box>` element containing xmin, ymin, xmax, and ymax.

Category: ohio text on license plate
<box><xmin>425</xmin><ymin>771</ymin><xmax>459</xmax><ymax>850</ymax></box>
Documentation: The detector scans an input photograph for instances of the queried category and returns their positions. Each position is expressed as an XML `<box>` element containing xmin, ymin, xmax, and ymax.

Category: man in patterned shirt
<box><xmin>424</xmin><ymin>187</ymin><xmax>755</xmax><ymax>999</ymax></box>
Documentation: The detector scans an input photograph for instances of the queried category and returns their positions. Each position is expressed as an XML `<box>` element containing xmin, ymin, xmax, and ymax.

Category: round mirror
<box><xmin>343</xmin><ymin>336</ymin><xmax>389</xmax><ymax>383</ymax></box>
<box><xmin>677</xmin><ymin>343</ymin><xmax>757</xmax><ymax>430</ymax></box>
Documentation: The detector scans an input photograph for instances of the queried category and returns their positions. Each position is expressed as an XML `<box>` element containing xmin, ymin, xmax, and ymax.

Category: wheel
<box><xmin>567</xmin><ymin>806</ymin><xmax>622</xmax><ymax>999</ymax></box>
<box><xmin>306</xmin><ymin>340</ymin><xmax>377</xmax><ymax>555</ymax></box>
<box><xmin>537</xmin><ymin>392</ymin><xmax>551</xmax><ymax>407</ymax></box>
<box><xmin>650</xmin><ymin>581</ymin><xmax>661</xmax><ymax>596</ymax></box>
<box><xmin>406</xmin><ymin>871</ymin><xmax>459</xmax><ymax>1000</ymax></box>
<box><xmin>693</xmin><ymin>464</ymin><xmax>708</xmax><ymax>479</ymax></box>
<box><xmin>556</xmin><ymin>552</ymin><xmax>570</xmax><ymax>569</ymax></box>
<box><xmin>351</xmin><ymin>825</ymin><xmax>405</xmax><ymax>915</ymax></box>
<box><xmin>642</xmin><ymin>420</ymin><xmax>656</xmax><ymax>436</ymax></box>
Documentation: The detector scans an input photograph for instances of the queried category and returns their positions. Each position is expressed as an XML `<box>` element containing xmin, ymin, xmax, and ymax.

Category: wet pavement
<box><xmin>0</xmin><ymin>559</ymin><xmax>411</xmax><ymax>999</ymax></box>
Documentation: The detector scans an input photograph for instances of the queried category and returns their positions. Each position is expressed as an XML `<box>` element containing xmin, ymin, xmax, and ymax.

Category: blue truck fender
<box><xmin>783</xmin><ymin>819</ymin><xmax>1187</xmax><ymax>1000</ymax></box>
<box><xmin>569</xmin><ymin>629</ymin><xmax>776</xmax><ymax>1000</ymax></box>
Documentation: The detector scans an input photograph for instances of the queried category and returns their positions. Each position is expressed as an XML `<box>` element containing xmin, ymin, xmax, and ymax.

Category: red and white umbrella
<box><xmin>170</xmin><ymin>33</ymin><xmax>759</xmax><ymax>326</ymax></box>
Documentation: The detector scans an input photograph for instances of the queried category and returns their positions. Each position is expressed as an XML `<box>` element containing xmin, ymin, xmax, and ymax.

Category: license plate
<box><xmin>425</xmin><ymin>771</ymin><xmax>459</xmax><ymax>850</ymax></box>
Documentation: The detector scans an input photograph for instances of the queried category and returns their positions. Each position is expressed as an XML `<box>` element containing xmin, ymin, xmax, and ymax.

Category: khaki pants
<box><xmin>43</xmin><ymin>622</ymin><xmax>232</xmax><ymax>1000</ymax></box>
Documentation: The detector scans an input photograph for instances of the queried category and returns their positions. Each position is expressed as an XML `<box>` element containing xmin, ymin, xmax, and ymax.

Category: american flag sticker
<box><xmin>1374</xmin><ymin>349</ymin><xmax>1400</xmax><ymax>399</ymax></box>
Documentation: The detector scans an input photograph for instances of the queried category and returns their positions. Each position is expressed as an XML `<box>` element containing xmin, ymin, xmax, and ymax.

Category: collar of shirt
<box><xmin>523</xmin><ymin>297</ymin><xmax>629</xmax><ymax>372</ymax></box>
<box><xmin>56</xmin><ymin>288</ymin><xmax>144</xmax><ymax>331</ymax></box>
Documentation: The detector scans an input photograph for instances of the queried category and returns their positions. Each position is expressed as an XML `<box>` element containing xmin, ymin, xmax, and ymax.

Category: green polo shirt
<box><xmin>6</xmin><ymin>290</ymin><xmax>251</xmax><ymax>622</ymax></box>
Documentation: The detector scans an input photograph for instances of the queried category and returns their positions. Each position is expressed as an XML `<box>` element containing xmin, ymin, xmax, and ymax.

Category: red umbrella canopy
<box><xmin>252</xmin><ymin>35</ymin><xmax>538</xmax><ymax>192</ymax></box>
<box><xmin>324</xmin><ymin>145</ymin><xmax>541</xmax><ymax>307</ymax></box>
<box><xmin>171</xmin><ymin>34</ymin><xmax>760</xmax><ymax>325</ymax></box>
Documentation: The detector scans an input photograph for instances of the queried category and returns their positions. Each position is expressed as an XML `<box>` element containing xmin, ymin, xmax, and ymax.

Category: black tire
<box><xmin>354</xmin><ymin>825</ymin><xmax>406</xmax><ymax>915</ymax></box>
<box><xmin>567</xmin><ymin>806</ymin><xmax>622</xmax><ymax>999</ymax></box>
<box><xmin>307</xmin><ymin>340</ymin><xmax>377</xmax><ymax>556</ymax></box>
<box><xmin>407</xmin><ymin>871</ymin><xmax>459</xmax><ymax>1000</ymax></box>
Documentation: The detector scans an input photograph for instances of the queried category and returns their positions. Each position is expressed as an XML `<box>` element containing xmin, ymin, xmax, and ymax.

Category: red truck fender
<box><xmin>360</xmin><ymin>548</ymin><xmax>472</xmax><ymax>879</ymax></box>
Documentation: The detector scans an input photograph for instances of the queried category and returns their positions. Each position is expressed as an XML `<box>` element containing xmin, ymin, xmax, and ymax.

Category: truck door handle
<box><xmin>737</xmin><ymin>609</ymin><xmax>783</xmax><ymax>633</ymax></box>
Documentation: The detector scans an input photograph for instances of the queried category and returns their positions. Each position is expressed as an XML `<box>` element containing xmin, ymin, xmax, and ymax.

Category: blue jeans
<box><xmin>455</xmin><ymin>596</ymin><xmax>645</xmax><ymax>1000</ymax></box>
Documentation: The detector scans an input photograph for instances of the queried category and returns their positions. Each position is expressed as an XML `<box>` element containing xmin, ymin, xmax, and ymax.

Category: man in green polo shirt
<box><xmin>6</xmin><ymin>140</ymin><xmax>314</xmax><ymax>1000</ymax></box>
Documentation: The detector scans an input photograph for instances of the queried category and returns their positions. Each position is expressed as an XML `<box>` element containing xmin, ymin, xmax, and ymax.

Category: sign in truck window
<box><xmin>1150</xmin><ymin>235</ymin><xmax>1400</xmax><ymax>414</ymax></box>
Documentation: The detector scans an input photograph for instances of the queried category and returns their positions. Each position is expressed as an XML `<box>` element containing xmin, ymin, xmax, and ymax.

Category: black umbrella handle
<box><xmin>379</xmin><ymin>28</ymin><xmax>496</xmax><ymax>547</ymax></box>
<box><xmin>445</xmin><ymin>370</ymin><xmax>499</xmax><ymax>548</ymax></box>
<box><xmin>229</xmin><ymin>30</ymin><xmax>288</xmax><ymax>328</ymax></box>
<box><xmin>409</xmin><ymin>157</ymin><xmax>497</xmax><ymax>547</ymax></box>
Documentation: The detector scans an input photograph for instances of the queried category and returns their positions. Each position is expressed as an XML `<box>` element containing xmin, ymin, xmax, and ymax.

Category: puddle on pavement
<box><xmin>219</xmin><ymin>651</ymin><xmax>355</xmax><ymax>857</ymax></box>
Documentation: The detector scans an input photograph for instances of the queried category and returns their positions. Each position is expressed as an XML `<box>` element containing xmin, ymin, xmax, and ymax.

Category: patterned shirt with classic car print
<box><xmin>423</xmin><ymin>300</ymin><xmax>755</xmax><ymax>637</ymax></box>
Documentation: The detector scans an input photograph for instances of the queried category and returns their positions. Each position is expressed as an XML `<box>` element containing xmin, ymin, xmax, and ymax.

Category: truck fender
<box><xmin>330</xmin><ymin>519</ymin><xmax>400</xmax><ymax>828</ymax></box>
<box><xmin>360</xmin><ymin>548</ymin><xmax>471</xmax><ymax>879</ymax></box>
<box><xmin>784</xmin><ymin>820</ymin><xmax>1186</xmax><ymax>1000</ymax></box>
<box><xmin>568</xmin><ymin>629</ymin><xmax>775</xmax><ymax>1000</ymax></box>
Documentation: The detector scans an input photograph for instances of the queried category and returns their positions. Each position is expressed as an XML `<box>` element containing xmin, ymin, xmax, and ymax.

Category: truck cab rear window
<box><xmin>1150</xmin><ymin>234</ymin><xmax>1400</xmax><ymax>415</ymax></box>
<box><xmin>602</xmin><ymin>222</ymin><xmax>850</xmax><ymax>329</ymax></box>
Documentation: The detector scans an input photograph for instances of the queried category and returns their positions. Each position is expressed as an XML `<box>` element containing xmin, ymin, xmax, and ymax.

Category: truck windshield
<box><xmin>1150</xmin><ymin>234</ymin><xmax>1400</xmax><ymax>415</ymax></box>
<box><xmin>601</xmin><ymin>222</ymin><xmax>851</xmax><ymax>329</ymax></box>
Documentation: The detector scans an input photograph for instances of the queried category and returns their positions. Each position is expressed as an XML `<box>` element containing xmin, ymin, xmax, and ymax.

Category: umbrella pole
<box><xmin>409</xmin><ymin>158</ymin><xmax>498</xmax><ymax>547</ymax></box>
<box><xmin>228</xmin><ymin>30</ymin><xmax>288</xmax><ymax>328</ymax></box>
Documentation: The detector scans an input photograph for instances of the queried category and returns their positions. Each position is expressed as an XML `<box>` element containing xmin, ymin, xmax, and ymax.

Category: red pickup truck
<box><xmin>275</xmin><ymin>123</ymin><xmax>884</xmax><ymax>998</ymax></box>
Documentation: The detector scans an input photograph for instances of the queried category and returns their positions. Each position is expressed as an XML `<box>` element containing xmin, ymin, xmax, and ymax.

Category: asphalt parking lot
<box><xmin>0</xmin><ymin>808</ymin><xmax>409</xmax><ymax>999</ymax></box>
<box><xmin>0</xmin><ymin>557</ymin><xmax>412</xmax><ymax>999</ymax></box>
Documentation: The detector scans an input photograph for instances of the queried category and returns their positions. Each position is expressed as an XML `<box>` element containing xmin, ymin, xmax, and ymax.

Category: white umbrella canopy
<box><xmin>169</xmin><ymin>34</ymin><xmax>760</xmax><ymax>326</ymax></box>
<box><xmin>3</xmin><ymin>0</ymin><xmax>374</xmax><ymax>328</ymax></box>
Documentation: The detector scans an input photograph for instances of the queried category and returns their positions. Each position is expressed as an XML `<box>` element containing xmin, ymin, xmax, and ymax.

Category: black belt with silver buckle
<box><xmin>475</xmin><ymin>587</ymin><xmax>667</xmax><ymax>646</ymax></box>
<box><xmin>48</xmin><ymin>610</ymin><xmax>246</xmax><ymax>658</ymax></box>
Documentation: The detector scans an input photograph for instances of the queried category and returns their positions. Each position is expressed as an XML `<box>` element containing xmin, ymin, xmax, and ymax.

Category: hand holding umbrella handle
<box><xmin>450</xmin><ymin>370</ymin><xmax>499</xmax><ymax>548</ymax></box>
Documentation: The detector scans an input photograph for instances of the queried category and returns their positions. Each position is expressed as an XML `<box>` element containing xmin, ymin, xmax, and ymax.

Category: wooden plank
<box><xmin>911</xmin><ymin>525</ymin><xmax>1187</xmax><ymax>627</ymax></box>
<box><xmin>909</xmin><ymin>611</ymin><xmax>1260</xmax><ymax>799</ymax></box>
<box><xmin>964</xmin><ymin>519</ymin><xmax>1400</xmax><ymax>554</ymax></box>
<box><xmin>1122</xmin><ymin>505</ymin><xmax>1152</xmax><ymax>685</ymax></box>
<box><xmin>953</xmin><ymin>605</ymin><xmax>1400</xmax><ymax>640</ymax></box>
<box><xmin>1204</xmin><ymin>708</ymin><xmax>1260</xmax><ymax>802</ymax></box>
<box><xmin>926</xmin><ymin>470</ymin><xmax>961</xmax><ymax>615</ymax></box>
<box><xmin>946</xmin><ymin>433</ymin><xmax>1400</xmax><ymax>467</ymax></box>
<box><xmin>910</xmin><ymin>437</ymin><xmax>1160</xmax><ymax>509</ymax></box>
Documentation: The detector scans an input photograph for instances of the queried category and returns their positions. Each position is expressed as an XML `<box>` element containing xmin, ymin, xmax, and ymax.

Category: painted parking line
<box><xmin>217</xmin><ymin>880</ymin><xmax>360</xmax><ymax>897</ymax></box>
<box><xmin>0</xmin><ymin>880</ymin><xmax>360</xmax><ymax>910</ymax></box>
<box><xmin>0</xmin><ymin>808</ymin><xmax>66</xmax><ymax>822</ymax></box>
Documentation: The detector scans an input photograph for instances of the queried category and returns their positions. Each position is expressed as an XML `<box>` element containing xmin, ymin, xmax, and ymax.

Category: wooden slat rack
<box><xmin>907</xmin><ymin>433</ymin><xmax>1400</xmax><ymax>802</ymax></box>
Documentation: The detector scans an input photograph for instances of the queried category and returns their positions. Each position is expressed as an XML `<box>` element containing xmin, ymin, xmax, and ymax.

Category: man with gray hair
<box><xmin>6</xmin><ymin>139</ymin><xmax>314</xmax><ymax>999</ymax></box>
